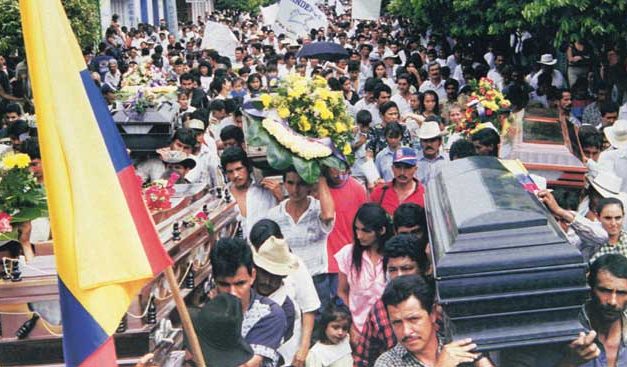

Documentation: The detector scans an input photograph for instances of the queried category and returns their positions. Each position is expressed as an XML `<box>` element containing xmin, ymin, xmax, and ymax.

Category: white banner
<box><xmin>261</xmin><ymin>3</ymin><xmax>280</xmax><ymax>25</ymax></box>
<box><xmin>351</xmin><ymin>0</ymin><xmax>381</xmax><ymax>20</ymax></box>
<box><xmin>201</xmin><ymin>21</ymin><xmax>239</xmax><ymax>62</ymax></box>
<box><xmin>275</xmin><ymin>0</ymin><xmax>328</xmax><ymax>40</ymax></box>
<box><xmin>335</xmin><ymin>0</ymin><xmax>345</xmax><ymax>16</ymax></box>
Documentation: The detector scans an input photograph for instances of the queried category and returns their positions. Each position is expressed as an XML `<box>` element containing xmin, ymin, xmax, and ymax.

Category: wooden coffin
<box><xmin>0</xmin><ymin>184</ymin><xmax>238</xmax><ymax>366</ymax></box>
<box><xmin>505</xmin><ymin>107</ymin><xmax>586</xmax><ymax>189</ymax></box>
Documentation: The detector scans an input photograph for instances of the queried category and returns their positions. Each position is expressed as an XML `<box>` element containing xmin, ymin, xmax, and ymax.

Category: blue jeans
<box><xmin>312</xmin><ymin>273</ymin><xmax>338</xmax><ymax>311</ymax></box>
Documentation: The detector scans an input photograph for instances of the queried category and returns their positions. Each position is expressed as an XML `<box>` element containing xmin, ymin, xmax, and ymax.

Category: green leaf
<box><xmin>319</xmin><ymin>156</ymin><xmax>347</xmax><ymax>171</ymax></box>
<box><xmin>246</xmin><ymin>118</ymin><xmax>270</xmax><ymax>147</ymax></box>
<box><xmin>266</xmin><ymin>138</ymin><xmax>293</xmax><ymax>171</ymax></box>
<box><xmin>292</xmin><ymin>156</ymin><xmax>320</xmax><ymax>185</ymax></box>
<box><xmin>11</xmin><ymin>206</ymin><xmax>48</xmax><ymax>223</ymax></box>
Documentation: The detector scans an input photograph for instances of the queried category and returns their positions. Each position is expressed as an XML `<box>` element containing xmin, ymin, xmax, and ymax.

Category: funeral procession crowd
<box><xmin>2</xmin><ymin>2</ymin><xmax>627</xmax><ymax>366</ymax></box>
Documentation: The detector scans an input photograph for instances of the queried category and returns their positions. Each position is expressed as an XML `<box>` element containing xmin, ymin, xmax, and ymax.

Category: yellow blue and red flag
<box><xmin>20</xmin><ymin>1</ymin><xmax>173</xmax><ymax>365</ymax></box>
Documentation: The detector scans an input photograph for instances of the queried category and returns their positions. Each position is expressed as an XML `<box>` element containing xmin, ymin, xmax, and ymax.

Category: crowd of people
<box><xmin>2</xmin><ymin>3</ymin><xmax>627</xmax><ymax>367</ymax></box>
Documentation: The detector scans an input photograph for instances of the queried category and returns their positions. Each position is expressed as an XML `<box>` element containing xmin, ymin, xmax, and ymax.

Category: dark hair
<box><xmin>382</xmin><ymin>274</ymin><xmax>434</xmax><ymax>313</ymax></box>
<box><xmin>356</xmin><ymin>110</ymin><xmax>372</xmax><ymax>126</ymax></box>
<box><xmin>180</xmin><ymin>72</ymin><xmax>195</xmax><ymax>83</ymax></box>
<box><xmin>578</xmin><ymin>125</ymin><xmax>603</xmax><ymax>150</ymax></box>
<box><xmin>449</xmin><ymin>139</ymin><xmax>477</xmax><ymax>160</ymax></box>
<box><xmin>209</xmin><ymin>99</ymin><xmax>226</xmax><ymax>112</ymax></box>
<box><xmin>444</xmin><ymin>78</ymin><xmax>459</xmax><ymax>90</ymax></box>
<box><xmin>589</xmin><ymin>254</ymin><xmax>627</xmax><ymax>289</ymax></box>
<box><xmin>600</xmin><ymin>101</ymin><xmax>619</xmax><ymax>116</ymax></box>
<box><xmin>352</xmin><ymin>203</ymin><xmax>393</xmax><ymax>275</ymax></box>
<box><xmin>379</xmin><ymin>101</ymin><xmax>399</xmax><ymax>116</ymax></box>
<box><xmin>383</xmin><ymin>234</ymin><xmax>429</xmax><ymax>274</ymax></box>
<box><xmin>393</xmin><ymin>203</ymin><xmax>427</xmax><ymax>232</ymax></box>
<box><xmin>470</xmin><ymin>128</ymin><xmax>500</xmax><ymax>156</ymax></box>
<box><xmin>314</xmin><ymin>298</ymin><xmax>352</xmax><ymax>344</ymax></box>
<box><xmin>220</xmin><ymin>146</ymin><xmax>252</xmax><ymax>172</ymax></box>
<box><xmin>210</xmin><ymin>76</ymin><xmax>229</xmax><ymax>96</ymax></box>
<box><xmin>419</xmin><ymin>90</ymin><xmax>440</xmax><ymax>115</ymax></box>
<box><xmin>210</xmin><ymin>237</ymin><xmax>254</xmax><ymax>277</ymax></box>
<box><xmin>373</xmin><ymin>83</ymin><xmax>392</xmax><ymax>99</ymax></box>
<box><xmin>172</xmin><ymin>128</ymin><xmax>198</xmax><ymax>148</ymax></box>
<box><xmin>372</xmin><ymin>61</ymin><xmax>387</xmax><ymax>78</ymax></box>
<box><xmin>364</xmin><ymin>77</ymin><xmax>380</xmax><ymax>93</ymax></box>
<box><xmin>247</xmin><ymin>73</ymin><xmax>263</xmax><ymax>92</ymax></box>
<box><xmin>19</xmin><ymin>138</ymin><xmax>40</xmax><ymax>159</ymax></box>
<box><xmin>4</xmin><ymin>103</ymin><xmax>22</xmax><ymax>115</ymax></box>
<box><xmin>596</xmin><ymin>197</ymin><xmax>625</xmax><ymax>215</ymax></box>
<box><xmin>249</xmin><ymin>219</ymin><xmax>284</xmax><ymax>249</ymax></box>
<box><xmin>384</xmin><ymin>122</ymin><xmax>403</xmax><ymax>138</ymax></box>
<box><xmin>220</xmin><ymin>125</ymin><xmax>245</xmax><ymax>145</ymax></box>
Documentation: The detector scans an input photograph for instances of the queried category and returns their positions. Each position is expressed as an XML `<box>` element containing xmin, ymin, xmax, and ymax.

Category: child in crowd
<box><xmin>351</xmin><ymin>110</ymin><xmax>381</xmax><ymax>190</ymax></box>
<box><xmin>306</xmin><ymin>300</ymin><xmax>353</xmax><ymax>367</ymax></box>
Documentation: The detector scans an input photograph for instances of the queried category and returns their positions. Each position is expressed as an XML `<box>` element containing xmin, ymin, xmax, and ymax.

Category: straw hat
<box><xmin>252</xmin><ymin>236</ymin><xmax>299</xmax><ymax>276</ymax></box>
<box><xmin>604</xmin><ymin>119</ymin><xmax>627</xmax><ymax>149</ymax></box>
<box><xmin>418</xmin><ymin>121</ymin><xmax>443</xmax><ymax>140</ymax></box>
<box><xmin>589</xmin><ymin>171</ymin><xmax>623</xmax><ymax>199</ymax></box>
<box><xmin>537</xmin><ymin>54</ymin><xmax>557</xmax><ymax>65</ymax></box>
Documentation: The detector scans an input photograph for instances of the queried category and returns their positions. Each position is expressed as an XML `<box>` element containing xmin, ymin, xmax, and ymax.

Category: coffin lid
<box><xmin>427</xmin><ymin>157</ymin><xmax>582</xmax><ymax>277</ymax></box>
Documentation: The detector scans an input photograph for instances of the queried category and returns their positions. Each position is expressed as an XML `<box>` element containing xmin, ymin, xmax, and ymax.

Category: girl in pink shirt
<box><xmin>335</xmin><ymin>203</ymin><xmax>392</xmax><ymax>344</ymax></box>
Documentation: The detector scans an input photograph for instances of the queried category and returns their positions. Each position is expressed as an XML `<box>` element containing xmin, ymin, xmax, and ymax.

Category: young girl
<box><xmin>306</xmin><ymin>301</ymin><xmax>353</xmax><ymax>367</ymax></box>
<box><xmin>335</xmin><ymin>203</ymin><xmax>392</xmax><ymax>341</ymax></box>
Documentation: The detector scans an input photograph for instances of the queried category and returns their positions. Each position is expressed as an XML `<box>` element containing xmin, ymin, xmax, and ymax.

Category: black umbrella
<box><xmin>296</xmin><ymin>42</ymin><xmax>349</xmax><ymax>61</ymax></box>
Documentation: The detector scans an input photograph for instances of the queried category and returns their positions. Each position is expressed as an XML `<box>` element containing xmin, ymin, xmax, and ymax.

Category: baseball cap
<box><xmin>393</xmin><ymin>147</ymin><xmax>417</xmax><ymax>166</ymax></box>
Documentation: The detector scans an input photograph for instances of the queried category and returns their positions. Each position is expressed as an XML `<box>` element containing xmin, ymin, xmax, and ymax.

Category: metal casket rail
<box><xmin>426</xmin><ymin>156</ymin><xmax>588</xmax><ymax>351</ymax></box>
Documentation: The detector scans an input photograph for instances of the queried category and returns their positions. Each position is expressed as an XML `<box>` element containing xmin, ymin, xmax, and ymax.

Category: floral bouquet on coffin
<box><xmin>244</xmin><ymin>75</ymin><xmax>355</xmax><ymax>184</ymax></box>
<box><xmin>121</xmin><ymin>61</ymin><xmax>168</xmax><ymax>88</ymax></box>
<box><xmin>452</xmin><ymin>77</ymin><xmax>512</xmax><ymax>138</ymax></box>
<box><xmin>0</xmin><ymin>153</ymin><xmax>48</xmax><ymax>241</ymax></box>
<box><xmin>116</xmin><ymin>85</ymin><xmax>178</xmax><ymax>117</ymax></box>
<box><xmin>143</xmin><ymin>172</ymin><xmax>180</xmax><ymax>211</ymax></box>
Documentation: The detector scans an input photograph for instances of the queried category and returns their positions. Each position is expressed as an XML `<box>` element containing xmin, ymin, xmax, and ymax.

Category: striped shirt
<box><xmin>266</xmin><ymin>197</ymin><xmax>334</xmax><ymax>276</ymax></box>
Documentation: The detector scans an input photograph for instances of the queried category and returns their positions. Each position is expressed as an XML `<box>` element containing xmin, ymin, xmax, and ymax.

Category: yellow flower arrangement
<box><xmin>2</xmin><ymin>153</ymin><xmax>31</xmax><ymax>169</ymax></box>
<box><xmin>257</xmin><ymin>75</ymin><xmax>355</xmax><ymax>163</ymax></box>
<box><xmin>260</xmin><ymin>94</ymin><xmax>272</xmax><ymax>108</ymax></box>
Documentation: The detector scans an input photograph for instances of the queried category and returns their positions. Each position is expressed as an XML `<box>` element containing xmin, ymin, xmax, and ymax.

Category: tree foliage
<box><xmin>0</xmin><ymin>0</ymin><xmax>101</xmax><ymax>57</ymax></box>
<box><xmin>388</xmin><ymin>0</ymin><xmax>627</xmax><ymax>47</ymax></box>
<box><xmin>214</xmin><ymin>0</ymin><xmax>274</xmax><ymax>15</ymax></box>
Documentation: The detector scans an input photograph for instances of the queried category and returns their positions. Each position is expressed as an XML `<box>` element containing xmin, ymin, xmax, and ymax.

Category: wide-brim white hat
<box><xmin>604</xmin><ymin>119</ymin><xmax>627</xmax><ymax>149</ymax></box>
<box><xmin>537</xmin><ymin>54</ymin><xmax>557</xmax><ymax>65</ymax></box>
<box><xmin>252</xmin><ymin>236</ymin><xmax>299</xmax><ymax>276</ymax></box>
<box><xmin>589</xmin><ymin>171</ymin><xmax>624</xmax><ymax>199</ymax></box>
<box><xmin>418</xmin><ymin>121</ymin><xmax>443</xmax><ymax>140</ymax></box>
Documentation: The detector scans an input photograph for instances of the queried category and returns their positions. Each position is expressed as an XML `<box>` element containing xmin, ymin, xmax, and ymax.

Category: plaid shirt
<box><xmin>354</xmin><ymin>299</ymin><xmax>396</xmax><ymax>367</ymax></box>
<box><xmin>590</xmin><ymin>231</ymin><xmax>627</xmax><ymax>264</ymax></box>
<box><xmin>366</xmin><ymin>123</ymin><xmax>412</xmax><ymax>157</ymax></box>
<box><xmin>373</xmin><ymin>343</ymin><xmax>429</xmax><ymax>367</ymax></box>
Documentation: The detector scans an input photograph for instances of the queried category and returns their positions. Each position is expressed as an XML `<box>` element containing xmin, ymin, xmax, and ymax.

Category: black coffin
<box><xmin>113</xmin><ymin>102</ymin><xmax>177</xmax><ymax>154</ymax></box>
<box><xmin>425</xmin><ymin>157</ymin><xmax>588</xmax><ymax>351</ymax></box>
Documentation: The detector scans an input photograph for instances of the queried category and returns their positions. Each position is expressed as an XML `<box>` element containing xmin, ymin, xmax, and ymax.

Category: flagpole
<box><xmin>164</xmin><ymin>266</ymin><xmax>207</xmax><ymax>367</ymax></box>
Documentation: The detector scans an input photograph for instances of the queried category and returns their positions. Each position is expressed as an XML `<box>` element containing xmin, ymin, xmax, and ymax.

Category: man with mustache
<box><xmin>370</xmin><ymin>147</ymin><xmax>425</xmax><ymax>215</ymax></box>
<box><xmin>374</xmin><ymin>275</ymin><xmax>494</xmax><ymax>367</ymax></box>
<box><xmin>503</xmin><ymin>253</ymin><xmax>627</xmax><ymax>366</ymax></box>
<box><xmin>415</xmin><ymin>120</ymin><xmax>448</xmax><ymax>184</ymax></box>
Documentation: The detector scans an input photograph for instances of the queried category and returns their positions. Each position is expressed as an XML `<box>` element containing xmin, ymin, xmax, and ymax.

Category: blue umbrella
<box><xmin>296</xmin><ymin>42</ymin><xmax>349</xmax><ymax>61</ymax></box>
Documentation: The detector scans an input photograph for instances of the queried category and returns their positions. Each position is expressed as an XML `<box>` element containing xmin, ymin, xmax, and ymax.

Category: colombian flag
<box><xmin>20</xmin><ymin>1</ymin><xmax>173</xmax><ymax>365</ymax></box>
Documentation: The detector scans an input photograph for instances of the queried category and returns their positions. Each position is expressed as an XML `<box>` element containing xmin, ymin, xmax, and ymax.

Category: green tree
<box><xmin>214</xmin><ymin>0</ymin><xmax>274</xmax><ymax>15</ymax></box>
<box><xmin>522</xmin><ymin>0</ymin><xmax>627</xmax><ymax>46</ymax></box>
<box><xmin>0</xmin><ymin>0</ymin><xmax>101</xmax><ymax>57</ymax></box>
<box><xmin>388</xmin><ymin>0</ymin><xmax>627</xmax><ymax>47</ymax></box>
